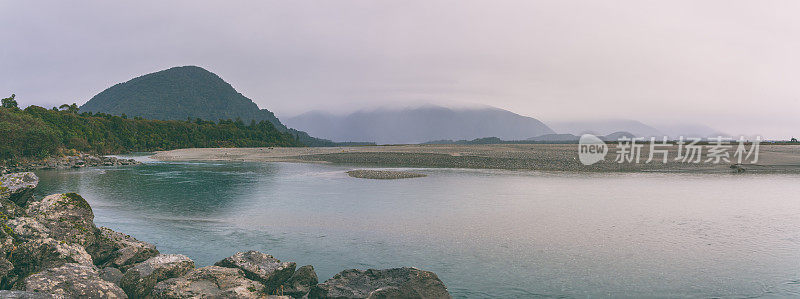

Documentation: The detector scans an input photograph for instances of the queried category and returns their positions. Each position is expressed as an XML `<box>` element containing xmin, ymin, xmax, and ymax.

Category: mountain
<box><xmin>526</xmin><ymin>131</ymin><xmax>635</xmax><ymax>142</ymax></box>
<box><xmin>546</xmin><ymin>119</ymin><xmax>665</xmax><ymax>138</ymax></box>
<box><xmin>656</xmin><ymin>124</ymin><xmax>726</xmax><ymax>139</ymax></box>
<box><xmin>526</xmin><ymin>133</ymin><xmax>582</xmax><ymax>142</ymax></box>
<box><xmin>80</xmin><ymin>66</ymin><xmax>332</xmax><ymax>146</ymax></box>
<box><xmin>547</xmin><ymin>119</ymin><xmax>725</xmax><ymax>139</ymax></box>
<box><xmin>284</xmin><ymin>105</ymin><xmax>555</xmax><ymax>144</ymax></box>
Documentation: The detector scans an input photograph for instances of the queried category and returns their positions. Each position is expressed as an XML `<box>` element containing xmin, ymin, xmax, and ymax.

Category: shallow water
<box><xmin>33</xmin><ymin>157</ymin><xmax>800</xmax><ymax>298</ymax></box>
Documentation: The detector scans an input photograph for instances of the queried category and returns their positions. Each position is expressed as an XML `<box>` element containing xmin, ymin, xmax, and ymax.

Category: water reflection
<box><xmin>31</xmin><ymin>161</ymin><xmax>800</xmax><ymax>298</ymax></box>
<box><xmin>36</xmin><ymin>162</ymin><xmax>278</xmax><ymax>217</ymax></box>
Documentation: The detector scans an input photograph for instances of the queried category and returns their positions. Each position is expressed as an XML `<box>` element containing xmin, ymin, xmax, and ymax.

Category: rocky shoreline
<box><xmin>151</xmin><ymin>144</ymin><xmax>800</xmax><ymax>173</ymax></box>
<box><xmin>0</xmin><ymin>154</ymin><xmax>141</xmax><ymax>175</ymax></box>
<box><xmin>346</xmin><ymin>169</ymin><xmax>427</xmax><ymax>180</ymax></box>
<box><xmin>0</xmin><ymin>172</ymin><xmax>451</xmax><ymax>298</ymax></box>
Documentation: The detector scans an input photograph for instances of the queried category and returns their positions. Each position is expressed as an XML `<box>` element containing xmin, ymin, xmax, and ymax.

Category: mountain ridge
<box><xmin>80</xmin><ymin>66</ymin><xmax>333</xmax><ymax>146</ymax></box>
<box><xmin>284</xmin><ymin>105</ymin><xmax>555</xmax><ymax>144</ymax></box>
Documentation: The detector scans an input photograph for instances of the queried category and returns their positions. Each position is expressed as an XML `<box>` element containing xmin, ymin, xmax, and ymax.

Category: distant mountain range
<box><xmin>527</xmin><ymin>132</ymin><xmax>635</xmax><ymax>142</ymax></box>
<box><xmin>78</xmin><ymin>66</ymin><xmax>724</xmax><ymax>146</ymax></box>
<box><xmin>284</xmin><ymin>106</ymin><xmax>555</xmax><ymax>144</ymax></box>
<box><xmin>547</xmin><ymin>120</ymin><xmax>724</xmax><ymax>139</ymax></box>
<box><xmin>80</xmin><ymin>66</ymin><xmax>333</xmax><ymax>146</ymax></box>
<box><xmin>425</xmin><ymin>131</ymin><xmax>636</xmax><ymax>144</ymax></box>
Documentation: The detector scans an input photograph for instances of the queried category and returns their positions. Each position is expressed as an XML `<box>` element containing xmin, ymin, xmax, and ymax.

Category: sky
<box><xmin>2</xmin><ymin>1</ymin><xmax>798</xmax><ymax>139</ymax></box>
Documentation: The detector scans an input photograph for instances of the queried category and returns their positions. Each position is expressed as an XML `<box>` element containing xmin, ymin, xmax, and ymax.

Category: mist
<box><xmin>2</xmin><ymin>1</ymin><xmax>799</xmax><ymax>139</ymax></box>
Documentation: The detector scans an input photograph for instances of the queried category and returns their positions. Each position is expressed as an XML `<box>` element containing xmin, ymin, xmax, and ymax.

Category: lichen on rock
<box><xmin>120</xmin><ymin>254</ymin><xmax>195</xmax><ymax>298</ymax></box>
<box><xmin>89</xmin><ymin>227</ymin><xmax>159</xmax><ymax>271</ymax></box>
<box><xmin>152</xmin><ymin>266</ymin><xmax>266</xmax><ymax>299</ymax></box>
<box><xmin>215</xmin><ymin>251</ymin><xmax>296</xmax><ymax>294</ymax></box>
<box><xmin>12</xmin><ymin>263</ymin><xmax>126</xmax><ymax>298</ymax></box>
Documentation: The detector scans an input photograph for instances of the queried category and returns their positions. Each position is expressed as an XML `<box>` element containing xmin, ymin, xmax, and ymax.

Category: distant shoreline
<box><xmin>151</xmin><ymin>144</ymin><xmax>800</xmax><ymax>173</ymax></box>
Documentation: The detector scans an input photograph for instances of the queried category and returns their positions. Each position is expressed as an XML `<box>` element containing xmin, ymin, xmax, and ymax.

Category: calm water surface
<box><xmin>33</xmin><ymin>157</ymin><xmax>800</xmax><ymax>298</ymax></box>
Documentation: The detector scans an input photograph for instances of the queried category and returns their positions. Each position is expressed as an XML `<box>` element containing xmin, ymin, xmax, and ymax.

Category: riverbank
<box><xmin>151</xmin><ymin>144</ymin><xmax>800</xmax><ymax>173</ymax></box>
<box><xmin>0</xmin><ymin>172</ymin><xmax>451</xmax><ymax>298</ymax></box>
<box><xmin>1</xmin><ymin>154</ymin><xmax>140</xmax><ymax>175</ymax></box>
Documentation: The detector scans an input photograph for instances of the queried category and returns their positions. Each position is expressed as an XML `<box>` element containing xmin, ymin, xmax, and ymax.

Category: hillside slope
<box><xmin>284</xmin><ymin>105</ymin><xmax>554</xmax><ymax>144</ymax></box>
<box><xmin>80</xmin><ymin>66</ymin><xmax>331</xmax><ymax>146</ymax></box>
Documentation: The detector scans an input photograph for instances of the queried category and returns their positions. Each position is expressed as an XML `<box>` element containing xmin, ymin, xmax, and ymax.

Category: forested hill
<box><xmin>0</xmin><ymin>103</ymin><xmax>302</xmax><ymax>161</ymax></box>
<box><xmin>80</xmin><ymin>66</ymin><xmax>331</xmax><ymax>146</ymax></box>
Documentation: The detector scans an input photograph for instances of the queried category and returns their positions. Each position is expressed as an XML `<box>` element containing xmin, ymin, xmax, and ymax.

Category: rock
<box><xmin>346</xmin><ymin>170</ymin><xmax>426</xmax><ymax>180</ymax></box>
<box><xmin>367</xmin><ymin>286</ymin><xmax>405</xmax><ymax>298</ymax></box>
<box><xmin>281</xmin><ymin>265</ymin><xmax>318</xmax><ymax>298</ymax></box>
<box><xmin>120</xmin><ymin>254</ymin><xmax>195</xmax><ymax>298</ymax></box>
<box><xmin>0</xmin><ymin>256</ymin><xmax>14</xmax><ymax>288</ymax></box>
<box><xmin>5</xmin><ymin>155</ymin><xmax>141</xmax><ymax>173</ymax></box>
<box><xmin>0</xmin><ymin>290</ymin><xmax>64</xmax><ymax>298</ymax></box>
<box><xmin>152</xmin><ymin>266</ymin><xmax>265</xmax><ymax>298</ymax></box>
<box><xmin>13</xmin><ymin>263</ymin><xmax>127</xmax><ymax>298</ymax></box>
<box><xmin>308</xmin><ymin>267</ymin><xmax>451</xmax><ymax>299</ymax></box>
<box><xmin>0</xmin><ymin>172</ymin><xmax>39</xmax><ymax>206</ymax></box>
<box><xmin>23</xmin><ymin>193</ymin><xmax>98</xmax><ymax>248</ymax></box>
<box><xmin>6</xmin><ymin>217</ymin><xmax>50</xmax><ymax>241</ymax></box>
<box><xmin>6</xmin><ymin>238</ymin><xmax>94</xmax><ymax>288</ymax></box>
<box><xmin>100</xmin><ymin>267</ymin><xmax>124</xmax><ymax>285</ymax></box>
<box><xmin>214</xmin><ymin>251</ymin><xmax>296</xmax><ymax>293</ymax></box>
<box><xmin>90</xmin><ymin>227</ymin><xmax>159</xmax><ymax>271</ymax></box>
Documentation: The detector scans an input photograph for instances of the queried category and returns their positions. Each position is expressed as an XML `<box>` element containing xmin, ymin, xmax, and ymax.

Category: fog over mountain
<box><xmin>547</xmin><ymin>119</ymin><xmax>724</xmax><ymax>139</ymax></box>
<box><xmin>284</xmin><ymin>105</ymin><xmax>554</xmax><ymax>144</ymax></box>
<box><xmin>3</xmin><ymin>1</ymin><xmax>798</xmax><ymax>139</ymax></box>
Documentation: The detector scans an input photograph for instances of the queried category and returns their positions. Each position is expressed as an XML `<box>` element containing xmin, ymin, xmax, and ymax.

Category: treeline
<box><xmin>0</xmin><ymin>96</ymin><xmax>302</xmax><ymax>161</ymax></box>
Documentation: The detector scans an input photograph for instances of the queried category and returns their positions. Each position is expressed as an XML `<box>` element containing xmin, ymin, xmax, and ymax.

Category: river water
<box><xmin>32</xmin><ymin>157</ymin><xmax>800</xmax><ymax>298</ymax></box>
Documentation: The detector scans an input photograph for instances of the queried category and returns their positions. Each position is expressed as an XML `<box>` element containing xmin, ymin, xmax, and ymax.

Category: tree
<box><xmin>59</xmin><ymin>103</ymin><xmax>80</xmax><ymax>114</ymax></box>
<box><xmin>1</xmin><ymin>94</ymin><xmax>18</xmax><ymax>109</ymax></box>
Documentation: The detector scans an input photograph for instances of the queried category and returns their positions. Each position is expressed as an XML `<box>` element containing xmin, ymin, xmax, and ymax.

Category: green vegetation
<box><xmin>1</xmin><ymin>94</ymin><xmax>17</xmax><ymax>109</ymax></box>
<box><xmin>0</xmin><ymin>97</ymin><xmax>302</xmax><ymax>162</ymax></box>
<box><xmin>79</xmin><ymin>65</ymin><xmax>334</xmax><ymax>146</ymax></box>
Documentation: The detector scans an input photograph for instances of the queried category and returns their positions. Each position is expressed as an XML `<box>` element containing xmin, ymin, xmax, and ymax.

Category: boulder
<box><xmin>0</xmin><ymin>256</ymin><xmax>13</xmax><ymax>288</ymax></box>
<box><xmin>0</xmin><ymin>172</ymin><xmax>39</xmax><ymax>206</ymax></box>
<box><xmin>13</xmin><ymin>263</ymin><xmax>127</xmax><ymax>298</ymax></box>
<box><xmin>100</xmin><ymin>267</ymin><xmax>124</xmax><ymax>285</ymax></box>
<box><xmin>6</xmin><ymin>217</ymin><xmax>50</xmax><ymax>241</ymax></box>
<box><xmin>89</xmin><ymin>227</ymin><xmax>159</xmax><ymax>271</ymax></box>
<box><xmin>0</xmin><ymin>290</ymin><xmax>63</xmax><ymax>298</ymax></box>
<box><xmin>6</xmin><ymin>237</ymin><xmax>94</xmax><ymax>287</ymax></box>
<box><xmin>120</xmin><ymin>254</ymin><xmax>195</xmax><ymax>298</ymax></box>
<box><xmin>23</xmin><ymin>193</ymin><xmax>98</xmax><ymax>248</ymax></box>
<box><xmin>281</xmin><ymin>265</ymin><xmax>318</xmax><ymax>298</ymax></box>
<box><xmin>152</xmin><ymin>266</ymin><xmax>265</xmax><ymax>298</ymax></box>
<box><xmin>367</xmin><ymin>286</ymin><xmax>406</xmax><ymax>298</ymax></box>
<box><xmin>214</xmin><ymin>251</ymin><xmax>296</xmax><ymax>293</ymax></box>
<box><xmin>308</xmin><ymin>267</ymin><xmax>451</xmax><ymax>299</ymax></box>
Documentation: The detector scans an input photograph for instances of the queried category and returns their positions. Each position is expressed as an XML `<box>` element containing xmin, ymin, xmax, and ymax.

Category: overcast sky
<box><xmin>2</xmin><ymin>1</ymin><xmax>798</xmax><ymax>138</ymax></box>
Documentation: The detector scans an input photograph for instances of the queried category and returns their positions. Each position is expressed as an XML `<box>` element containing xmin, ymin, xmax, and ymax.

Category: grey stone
<box><xmin>23</xmin><ymin>193</ymin><xmax>98</xmax><ymax>248</ymax></box>
<box><xmin>215</xmin><ymin>251</ymin><xmax>296</xmax><ymax>293</ymax></box>
<box><xmin>7</xmin><ymin>237</ymin><xmax>94</xmax><ymax>287</ymax></box>
<box><xmin>0</xmin><ymin>290</ymin><xmax>64</xmax><ymax>298</ymax></box>
<box><xmin>281</xmin><ymin>265</ymin><xmax>318</xmax><ymax>298</ymax></box>
<box><xmin>13</xmin><ymin>263</ymin><xmax>127</xmax><ymax>298</ymax></box>
<box><xmin>90</xmin><ymin>227</ymin><xmax>159</xmax><ymax>271</ymax></box>
<box><xmin>367</xmin><ymin>286</ymin><xmax>405</xmax><ymax>299</ymax></box>
<box><xmin>308</xmin><ymin>267</ymin><xmax>451</xmax><ymax>299</ymax></box>
<box><xmin>6</xmin><ymin>217</ymin><xmax>50</xmax><ymax>241</ymax></box>
<box><xmin>0</xmin><ymin>256</ymin><xmax>14</xmax><ymax>288</ymax></box>
<box><xmin>0</xmin><ymin>172</ymin><xmax>38</xmax><ymax>206</ymax></box>
<box><xmin>100</xmin><ymin>267</ymin><xmax>124</xmax><ymax>285</ymax></box>
<box><xmin>120</xmin><ymin>254</ymin><xmax>195</xmax><ymax>298</ymax></box>
<box><xmin>152</xmin><ymin>266</ymin><xmax>265</xmax><ymax>298</ymax></box>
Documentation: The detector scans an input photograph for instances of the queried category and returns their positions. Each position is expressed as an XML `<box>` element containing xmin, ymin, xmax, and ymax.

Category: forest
<box><xmin>0</xmin><ymin>94</ymin><xmax>303</xmax><ymax>161</ymax></box>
